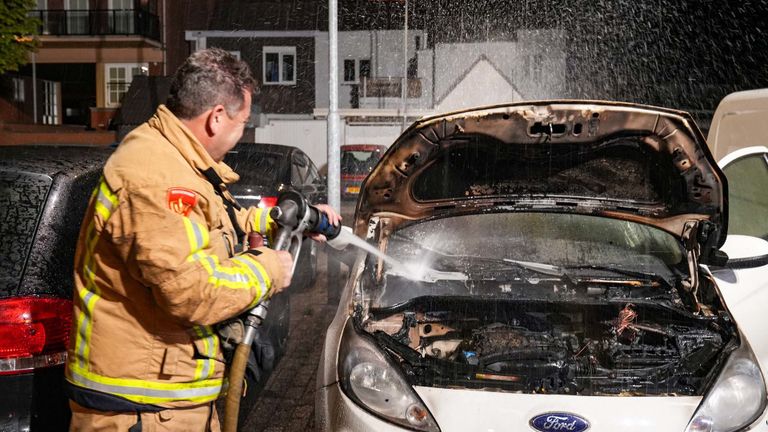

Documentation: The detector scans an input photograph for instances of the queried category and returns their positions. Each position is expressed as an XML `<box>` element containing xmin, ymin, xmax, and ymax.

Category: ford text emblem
<box><xmin>529</xmin><ymin>412</ymin><xmax>590</xmax><ymax>432</ymax></box>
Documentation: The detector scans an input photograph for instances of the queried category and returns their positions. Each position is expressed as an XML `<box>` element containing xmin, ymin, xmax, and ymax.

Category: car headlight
<box><xmin>685</xmin><ymin>335</ymin><xmax>767</xmax><ymax>432</ymax></box>
<box><xmin>338</xmin><ymin>318</ymin><xmax>440</xmax><ymax>432</ymax></box>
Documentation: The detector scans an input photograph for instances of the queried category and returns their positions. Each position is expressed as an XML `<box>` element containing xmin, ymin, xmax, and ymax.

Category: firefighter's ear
<box><xmin>207</xmin><ymin>105</ymin><xmax>227</xmax><ymax>135</ymax></box>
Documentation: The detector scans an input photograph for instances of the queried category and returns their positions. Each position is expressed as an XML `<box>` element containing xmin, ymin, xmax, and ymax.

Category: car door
<box><xmin>719</xmin><ymin>146</ymin><xmax>768</xmax><ymax>241</ymax></box>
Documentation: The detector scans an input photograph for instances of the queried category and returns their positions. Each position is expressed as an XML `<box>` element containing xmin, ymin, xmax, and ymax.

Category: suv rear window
<box><xmin>342</xmin><ymin>150</ymin><xmax>381</xmax><ymax>175</ymax></box>
<box><xmin>0</xmin><ymin>170</ymin><xmax>51</xmax><ymax>291</ymax></box>
<box><xmin>225</xmin><ymin>150</ymin><xmax>282</xmax><ymax>185</ymax></box>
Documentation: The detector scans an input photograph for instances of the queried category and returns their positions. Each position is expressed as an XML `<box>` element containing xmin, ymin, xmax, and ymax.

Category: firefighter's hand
<box><xmin>268</xmin><ymin>250</ymin><xmax>293</xmax><ymax>296</ymax></box>
<box><xmin>247</xmin><ymin>248</ymin><xmax>293</xmax><ymax>297</ymax></box>
<box><xmin>307</xmin><ymin>204</ymin><xmax>342</xmax><ymax>242</ymax></box>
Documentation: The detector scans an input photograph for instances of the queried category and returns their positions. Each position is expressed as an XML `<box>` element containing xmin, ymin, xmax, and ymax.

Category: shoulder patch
<box><xmin>167</xmin><ymin>187</ymin><xmax>197</xmax><ymax>217</ymax></box>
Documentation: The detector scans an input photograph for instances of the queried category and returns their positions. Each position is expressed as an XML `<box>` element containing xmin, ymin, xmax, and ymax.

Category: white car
<box><xmin>316</xmin><ymin>100</ymin><xmax>768</xmax><ymax>432</ymax></box>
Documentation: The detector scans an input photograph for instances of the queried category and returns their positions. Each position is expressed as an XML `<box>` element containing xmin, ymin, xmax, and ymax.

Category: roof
<box><xmin>229</xmin><ymin>143</ymin><xmax>297</xmax><ymax>156</ymax></box>
<box><xmin>0</xmin><ymin>145</ymin><xmax>112</xmax><ymax>177</ymax></box>
<box><xmin>112</xmin><ymin>76</ymin><xmax>172</xmax><ymax>127</ymax></box>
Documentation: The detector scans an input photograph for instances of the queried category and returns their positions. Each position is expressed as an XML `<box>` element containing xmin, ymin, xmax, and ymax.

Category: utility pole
<box><xmin>327</xmin><ymin>0</ymin><xmax>341</xmax><ymax>211</ymax></box>
<box><xmin>401</xmin><ymin>0</ymin><xmax>408</xmax><ymax>131</ymax></box>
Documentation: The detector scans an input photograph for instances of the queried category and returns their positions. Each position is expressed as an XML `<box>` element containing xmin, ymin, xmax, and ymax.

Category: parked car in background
<box><xmin>223</xmin><ymin>142</ymin><xmax>327</xmax><ymax>423</ymax></box>
<box><xmin>340</xmin><ymin>144</ymin><xmax>387</xmax><ymax>200</ymax></box>
<box><xmin>316</xmin><ymin>101</ymin><xmax>768</xmax><ymax>432</ymax></box>
<box><xmin>0</xmin><ymin>146</ymin><xmax>112</xmax><ymax>431</ymax></box>
<box><xmin>224</xmin><ymin>143</ymin><xmax>327</xmax><ymax>288</ymax></box>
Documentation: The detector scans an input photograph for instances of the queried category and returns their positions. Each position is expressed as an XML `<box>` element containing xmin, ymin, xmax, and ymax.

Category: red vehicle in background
<box><xmin>340</xmin><ymin>144</ymin><xmax>387</xmax><ymax>200</ymax></box>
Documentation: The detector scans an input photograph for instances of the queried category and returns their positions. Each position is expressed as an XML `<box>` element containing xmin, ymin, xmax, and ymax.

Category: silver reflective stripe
<box><xmin>77</xmin><ymin>290</ymin><xmax>96</xmax><ymax>369</ymax></box>
<box><xmin>200</xmin><ymin>255</ymin><xmax>249</xmax><ymax>284</ymax></box>
<box><xmin>69</xmin><ymin>369</ymin><xmax>221</xmax><ymax>400</ymax></box>
<box><xmin>259</xmin><ymin>210</ymin><xmax>269</xmax><ymax>234</ymax></box>
<box><xmin>96</xmin><ymin>192</ymin><xmax>115</xmax><ymax>211</ymax></box>
<box><xmin>234</xmin><ymin>256</ymin><xmax>267</xmax><ymax>288</ymax></box>
<box><xmin>190</xmin><ymin>220</ymin><xmax>204</xmax><ymax>249</ymax></box>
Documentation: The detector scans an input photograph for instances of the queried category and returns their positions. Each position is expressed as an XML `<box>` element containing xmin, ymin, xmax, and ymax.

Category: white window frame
<box><xmin>12</xmin><ymin>78</ymin><xmax>25</xmax><ymax>103</ymax></box>
<box><xmin>42</xmin><ymin>80</ymin><xmax>58</xmax><ymax>125</ymax></box>
<box><xmin>262</xmin><ymin>46</ymin><xmax>296</xmax><ymax>86</ymax></box>
<box><xmin>104</xmin><ymin>63</ymin><xmax>148</xmax><ymax>108</ymax></box>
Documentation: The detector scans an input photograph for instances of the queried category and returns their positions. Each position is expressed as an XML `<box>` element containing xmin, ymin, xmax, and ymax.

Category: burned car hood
<box><xmin>355</xmin><ymin>101</ymin><xmax>727</xmax><ymax>261</ymax></box>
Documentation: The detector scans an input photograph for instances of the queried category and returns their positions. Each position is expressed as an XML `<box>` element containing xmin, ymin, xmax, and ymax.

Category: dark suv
<box><xmin>0</xmin><ymin>145</ymin><xmax>112</xmax><ymax>430</ymax></box>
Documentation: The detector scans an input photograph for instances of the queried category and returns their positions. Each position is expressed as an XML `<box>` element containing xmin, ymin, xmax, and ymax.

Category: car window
<box><xmin>306</xmin><ymin>160</ymin><xmax>320</xmax><ymax>184</ymax></box>
<box><xmin>722</xmin><ymin>152</ymin><xmax>768</xmax><ymax>240</ymax></box>
<box><xmin>224</xmin><ymin>150</ymin><xmax>282</xmax><ymax>186</ymax></box>
<box><xmin>0</xmin><ymin>170</ymin><xmax>52</xmax><ymax>291</ymax></box>
<box><xmin>341</xmin><ymin>149</ymin><xmax>380</xmax><ymax>175</ymax></box>
<box><xmin>291</xmin><ymin>153</ymin><xmax>309</xmax><ymax>185</ymax></box>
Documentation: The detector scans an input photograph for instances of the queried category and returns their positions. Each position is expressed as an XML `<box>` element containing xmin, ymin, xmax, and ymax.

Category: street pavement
<box><xmin>236</xmin><ymin>244</ymin><xmax>347</xmax><ymax>431</ymax></box>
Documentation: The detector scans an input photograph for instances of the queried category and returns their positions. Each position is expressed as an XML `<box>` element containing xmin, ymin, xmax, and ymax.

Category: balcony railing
<box><xmin>30</xmin><ymin>9</ymin><xmax>160</xmax><ymax>41</ymax></box>
<box><xmin>360</xmin><ymin>77</ymin><xmax>422</xmax><ymax>99</ymax></box>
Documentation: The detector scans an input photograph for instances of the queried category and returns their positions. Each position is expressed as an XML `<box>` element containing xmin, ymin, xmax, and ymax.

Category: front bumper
<box><xmin>316</xmin><ymin>380</ymin><xmax>768</xmax><ymax>432</ymax></box>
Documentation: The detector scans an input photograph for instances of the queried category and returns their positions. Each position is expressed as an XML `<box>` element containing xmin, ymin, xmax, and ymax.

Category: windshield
<box><xmin>366</xmin><ymin>212</ymin><xmax>685</xmax><ymax>308</ymax></box>
<box><xmin>0</xmin><ymin>170</ymin><xmax>51</xmax><ymax>291</ymax></box>
<box><xmin>341</xmin><ymin>150</ymin><xmax>381</xmax><ymax>175</ymax></box>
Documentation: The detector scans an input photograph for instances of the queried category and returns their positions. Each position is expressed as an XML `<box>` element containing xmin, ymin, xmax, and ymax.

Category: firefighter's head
<box><xmin>167</xmin><ymin>48</ymin><xmax>255</xmax><ymax>161</ymax></box>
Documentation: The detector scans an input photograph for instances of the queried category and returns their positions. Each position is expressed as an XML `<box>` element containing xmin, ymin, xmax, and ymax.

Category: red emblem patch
<box><xmin>167</xmin><ymin>187</ymin><xmax>197</xmax><ymax>217</ymax></box>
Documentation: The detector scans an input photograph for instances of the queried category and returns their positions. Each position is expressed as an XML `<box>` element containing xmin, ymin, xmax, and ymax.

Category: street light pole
<box><xmin>327</xmin><ymin>0</ymin><xmax>341</xmax><ymax>211</ymax></box>
<box><xmin>401</xmin><ymin>0</ymin><xmax>408</xmax><ymax>131</ymax></box>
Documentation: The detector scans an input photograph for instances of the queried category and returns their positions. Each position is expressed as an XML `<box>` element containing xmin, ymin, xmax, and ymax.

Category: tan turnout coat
<box><xmin>65</xmin><ymin>105</ymin><xmax>284</xmax><ymax>409</ymax></box>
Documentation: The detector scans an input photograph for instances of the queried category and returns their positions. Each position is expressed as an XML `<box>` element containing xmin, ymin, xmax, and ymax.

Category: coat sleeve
<box><xmin>107</xmin><ymin>185</ymin><xmax>284</xmax><ymax>326</ymax></box>
<box><xmin>235</xmin><ymin>205</ymin><xmax>276</xmax><ymax>239</ymax></box>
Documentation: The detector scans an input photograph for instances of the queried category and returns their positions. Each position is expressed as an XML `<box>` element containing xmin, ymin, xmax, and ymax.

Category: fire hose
<box><xmin>222</xmin><ymin>191</ymin><xmax>341</xmax><ymax>432</ymax></box>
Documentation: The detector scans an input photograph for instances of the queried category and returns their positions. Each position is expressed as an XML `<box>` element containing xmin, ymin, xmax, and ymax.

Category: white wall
<box><xmin>315</xmin><ymin>30</ymin><xmax>425</xmax><ymax>109</ymax></box>
<box><xmin>253</xmin><ymin>119</ymin><xmax>398</xmax><ymax>171</ymax></box>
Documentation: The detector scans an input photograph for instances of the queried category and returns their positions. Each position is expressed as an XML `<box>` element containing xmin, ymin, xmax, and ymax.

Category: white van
<box><xmin>707</xmin><ymin>89</ymin><xmax>768</xmax><ymax>240</ymax></box>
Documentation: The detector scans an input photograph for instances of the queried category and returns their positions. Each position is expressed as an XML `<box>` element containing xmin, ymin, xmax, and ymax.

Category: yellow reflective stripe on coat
<box><xmin>183</xmin><ymin>217</ymin><xmax>272</xmax><ymax>292</ymax></box>
<box><xmin>192</xmin><ymin>326</ymin><xmax>217</xmax><ymax>380</ymax></box>
<box><xmin>73</xmin><ymin>178</ymin><xmax>118</xmax><ymax>370</ymax></box>
<box><xmin>253</xmin><ymin>207</ymin><xmax>274</xmax><ymax>237</ymax></box>
<box><xmin>66</xmin><ymin>365</ymin><xmax>222</xmax><ymax>405</ymax></box>
<box><xmin>232</xmin><ymin>254</ymin><xmax>272</xmax><ymax>307</ymax></box>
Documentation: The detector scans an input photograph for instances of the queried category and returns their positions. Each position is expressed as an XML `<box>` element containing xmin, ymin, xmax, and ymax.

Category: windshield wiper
<box><xmin>562</xmin><ymin>264</ymin><xmax>671</xmax><ymax>287</ymax></box>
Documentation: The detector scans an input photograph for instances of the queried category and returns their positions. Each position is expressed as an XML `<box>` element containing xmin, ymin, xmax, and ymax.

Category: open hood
<box><xmin>355</xmin><ymin>101</ymin><xmax>728</xmax><ymax>262</ymax></box>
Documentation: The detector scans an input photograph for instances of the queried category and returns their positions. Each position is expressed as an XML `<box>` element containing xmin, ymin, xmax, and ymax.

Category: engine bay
<box><xmin>359</xmin><ymin>292</ymin><xmax>736</xmax><ymax>396</ymax></box>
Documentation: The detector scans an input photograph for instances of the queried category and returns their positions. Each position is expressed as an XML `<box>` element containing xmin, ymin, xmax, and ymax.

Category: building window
<box><xmin>65</xmin><ymin>0</ymin><xmax>89</xmax><ymax>35</ymax></box>
<box><xmin>343</xmin><ymin>59</ymin><xmax>371</xmax><ymax>84</ymax></box>
<box><xmin>42</xmin><ymin>80</ymin><xmax>58</xmax><ymax>125</ymax></box>
<box><xmin>105</xmin><ymin>63</ymin><xmax>147</xmax><ymax>107</ymax></box>
<box><xmin>343</xmin><ymin>59</ymin><xmax>356</xmax><ymax>83</ymax></box>
<box><xmin>109</xmin><ymin>0</ymin><xmax>134</xmax><ymax>34</ymax></box>
<box><xmin>12</xmin><ymin>78</ymin><xmax>25</xmax><ymax>103</ymax></box>
<box><xmin>263</xmin><ymin>46</ymin><xmax>296</xmax><ymax>85</ymax></box>
<box><xmin>360</xmin><ymin>59</ymin><xmax>371</xmax><ymax>79</ymax></box>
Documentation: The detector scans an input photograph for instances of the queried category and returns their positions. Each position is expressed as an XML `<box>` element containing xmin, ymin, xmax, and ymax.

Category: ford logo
<box><xmin>529</xmin><ymin>412</ymin><xmax>590</xmax><ymax>432</ymax></box>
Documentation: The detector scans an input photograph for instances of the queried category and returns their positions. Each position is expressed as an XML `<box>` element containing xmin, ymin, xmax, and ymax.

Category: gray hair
<box><xmin>166</xmin><ymin>48</ymin><xmax>255</xmax><ymax>119</ymax></box>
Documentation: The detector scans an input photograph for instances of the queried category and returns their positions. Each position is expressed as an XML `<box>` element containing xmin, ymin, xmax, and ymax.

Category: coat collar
<box><xmin>149</xmin><ymin>105</ymin><xmax>240</xmax><ymax>185</ymax></box>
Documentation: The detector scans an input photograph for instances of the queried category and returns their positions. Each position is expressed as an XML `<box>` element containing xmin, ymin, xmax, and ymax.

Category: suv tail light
<box><xmin>0</xmin><ymin>297</ymin><xmax>72</xmax><ymax>375</ymax></box>
<box><xmin>258</xmin><ymin>196</ymin><xmax>278</xmax><ymax>208</ymax></box>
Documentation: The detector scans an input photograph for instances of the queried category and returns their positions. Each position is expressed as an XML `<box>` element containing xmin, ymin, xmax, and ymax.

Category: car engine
<box><xmin>361</xmin><ymin>291</ymin><xmax>735</xmax><ymax>396</ymax></box>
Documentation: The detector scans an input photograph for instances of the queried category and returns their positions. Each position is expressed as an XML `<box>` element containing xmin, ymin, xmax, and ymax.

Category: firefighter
<box><xmin>64</xmin><ymin>48</ymin><xmax>340</xmax><ymax>431</ymax></box>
